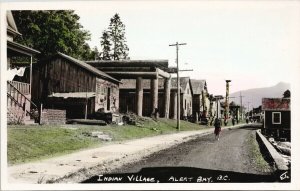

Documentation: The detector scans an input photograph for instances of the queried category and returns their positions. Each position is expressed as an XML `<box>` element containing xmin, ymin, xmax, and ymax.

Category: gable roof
<box><xmin>57</xmin><ymin>52</ymin><xmax>121</xmax><ymax>84</ymax></box>
<box><xmin>171</xmin><ymin>77</ymin><xmax>191</xmax><ymax>91</ymax></box>
<box><xmin>190</xmin><ymin>79</ymin><xmax>206</xmax><ymax>95</ymax></box>
<box><xmin>262</xmin><ymin>98</ymin><xmax>290</xmax><ymax>111</ymax></box>
<box><xmin>7</xmin><ymin>11</ymin><xmax>21</xmax><ymax>36</ymax></box>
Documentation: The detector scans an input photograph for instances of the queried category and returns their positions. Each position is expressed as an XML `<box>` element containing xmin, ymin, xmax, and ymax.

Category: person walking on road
<box><xmin>232</xmin><ymin>117</ymin><xmax>235</xmax><ymax>126</ymax></box>
<box><xmin>214</xmin><ymin>118</ymin><xmax>221</xmax><ymax>141</ymax></box>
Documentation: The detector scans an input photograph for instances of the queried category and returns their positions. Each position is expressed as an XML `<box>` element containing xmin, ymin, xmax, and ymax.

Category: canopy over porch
<box><xmin>7</xmin><ymin>40</ymin><xmax>40</xmax><ymax>94</ymax></box>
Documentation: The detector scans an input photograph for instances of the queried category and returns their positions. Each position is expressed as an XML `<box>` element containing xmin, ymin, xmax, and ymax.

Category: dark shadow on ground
<box><xmin>82</xmin><ymin>167</ymin><xmax>290</xmax><ymax>183</ymax></box>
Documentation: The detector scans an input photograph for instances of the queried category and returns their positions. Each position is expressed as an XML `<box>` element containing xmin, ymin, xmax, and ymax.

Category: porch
<box><xmin>7</xmin><ymin>40</ymin><xmax>40</xmax><ymax>124</ymax></box>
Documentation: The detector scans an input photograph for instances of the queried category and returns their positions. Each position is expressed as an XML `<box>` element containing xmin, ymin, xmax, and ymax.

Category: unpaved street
<box><xmin>109</xmin><ymin>126</ymin><xmax>273</xmax><ymax>175</ymax></box>
<box><xmin>83</xmin><ymin>126</ymin><xmax>275</xmax><ymax>183</ymax></box>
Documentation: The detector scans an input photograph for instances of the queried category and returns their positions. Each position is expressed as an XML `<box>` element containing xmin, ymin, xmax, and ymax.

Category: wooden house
<box><xmin>262</xmin><ymin>98</ymin><xmax>290</xmax><ymax>140</ymax></box>
<box><xmin>170</xmin><ymin>77</ymin><xmax>193</xmax><ymax>120</ymax></box>
<box><xmin>118</xmin><ymin>77</ymin><xmax>193</xmax><ymax>120</ymax></box>
<box><xmin>32</xmin><ymin>52</ymin><xmax>121</xmax><ymax>119</ymax></box>
<box><xmin>6</xmin><ymin>11</ymin><xmax>41</xmax><ymax>124</ymax></box>
<box><xmin>86</xmin><ymin>60</ymin><xmax>173</xmax><ymax>118</ymax></box>
<box><xmin>190</xmin><ymin>79</ymin><xmax>208</xmax><ymax>121</ymax></box>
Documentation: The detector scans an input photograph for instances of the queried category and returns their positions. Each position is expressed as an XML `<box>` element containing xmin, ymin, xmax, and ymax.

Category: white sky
<box><xmin>75</xmin><ymin>1</ymin><xmax>300</xmax><ymax>95</ymax></box>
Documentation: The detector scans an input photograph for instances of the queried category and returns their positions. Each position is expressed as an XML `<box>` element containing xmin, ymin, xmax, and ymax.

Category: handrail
<box><xmin>7</xmin><ymin>80</ymin><xmax>39</xmax><ymax>122</ymax></box>
<box><xmin>7</xmin><ymin>93</ymin><xmax>24</xmax><ymax>109</ymax></box>
<box><xmin>7</xmin><ymin>92</ymin><xmax>38</xmax><ymax>120</ymax></box>
<box><xmin>9</xmin><ymin>81</ymin><xmax>30</xmax><ymax>95</ymax></box>
<box><xmin>7</xmin><ymin>81</ymin><xmax>38</xmax><ymax>109</ymax></box>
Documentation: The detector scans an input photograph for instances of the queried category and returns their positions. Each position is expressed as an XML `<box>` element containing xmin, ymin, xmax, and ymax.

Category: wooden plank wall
<box><xmin>32</xmin><ymin>56</ymin><xmax>97</xmax><ymax>104</ymax></box>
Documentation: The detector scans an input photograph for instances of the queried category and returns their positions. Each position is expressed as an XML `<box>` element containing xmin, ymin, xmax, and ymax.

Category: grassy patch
<box><xmin>8</xmin><ymin>118</ymin><xmax>207</xmax><ymax>165</ymax></box>
<box><xmin>248</xmin><ymin>132</ymin><xmax>272</xmax><ymax>172</ymax></box>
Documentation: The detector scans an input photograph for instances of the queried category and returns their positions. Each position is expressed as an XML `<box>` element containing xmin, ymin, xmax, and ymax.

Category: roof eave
<box><xmin>57</xmin><ymin>52</ymin><xmax>121</xmax><ymax>84</ymax></box>
<box><xmin>7</xmin><ymin>40</ymin><xmax>40</xmax><ymax>56</ymax></box>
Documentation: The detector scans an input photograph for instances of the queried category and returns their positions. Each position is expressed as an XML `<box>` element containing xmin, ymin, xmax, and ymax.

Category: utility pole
<box><xmin>169</xmin><ymin>42</ymin><xmax>187</xmax><ymax>131</ymax></box>
<box><xmin>247</xmin><ymin>102</ymin><xmax>250</xmax><ymax>112</ymax></box>
<box><xmin>239</xmin><ymin>92</ymin><xmax>245</xmax><ymax>120</ymax></box>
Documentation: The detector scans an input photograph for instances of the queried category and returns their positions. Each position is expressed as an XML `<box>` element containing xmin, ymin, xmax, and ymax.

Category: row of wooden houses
<box><xmin>6</xmin><ymin>11</ymin><xmax>218</xmax><ymax>125</ymax></box>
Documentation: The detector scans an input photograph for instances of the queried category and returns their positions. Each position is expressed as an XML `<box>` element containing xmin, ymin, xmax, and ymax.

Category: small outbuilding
<box><xmin>32</xmin><ymin>52</ymin><xmax>121</xmax><ymax>119</ymax></box>
<box><xmin>262</xmin><ymin>98</ymin><xmax>291</xmax><ymax>140</ymax></box>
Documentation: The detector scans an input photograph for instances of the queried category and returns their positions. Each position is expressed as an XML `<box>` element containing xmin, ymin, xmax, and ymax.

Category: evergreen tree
<box><xmin>107</xmin><ymin>13</ymin><xmax>129</xmax><ymax>60</ymax></box>
<box><xmin>100</xmin><ymin>30</ymin><xmax>111</xmax><ymax>60</ymax></box>
<box><xmin>91</xmin><ymin>46</ymin><xmax>100</xmax><ymax>60</ymax></box>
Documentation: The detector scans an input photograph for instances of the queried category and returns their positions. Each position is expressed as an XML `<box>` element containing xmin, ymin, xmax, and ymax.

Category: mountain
<box><xmin>229</xmin><ymin>82</ymin><xmax>291</xmax><ymax>109</ymax></box>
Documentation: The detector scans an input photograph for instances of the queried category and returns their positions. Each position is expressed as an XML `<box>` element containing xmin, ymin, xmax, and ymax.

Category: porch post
<box><xmin>136</xmin><ymin>77</ymin><xmax>143</xmax><ymax>116</ymax></box>
<box><xmin>30</xmin><ymin>55</ymin><xmax>32</xmax><ymax>94</ymax></box>
<box><xmin>172</xmin><ymin>92</ymin><xmax>177</xmax><ymax>120</ymax></box>
<box><xmin>164</xmin><ymin>77</ymin><xmax>171</xmax><ymax>118</ymax></box>
<box><xmin>151</xmin><ymin>78</ymin><xmax>158</xmax><ymax>117</ymax></box>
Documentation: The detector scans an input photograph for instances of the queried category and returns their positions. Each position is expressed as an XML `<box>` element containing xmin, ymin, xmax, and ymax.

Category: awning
<box><xmin>48</xmin><ymin>92</ymin><xmax>96</xmax><ymax>99</ymax></box>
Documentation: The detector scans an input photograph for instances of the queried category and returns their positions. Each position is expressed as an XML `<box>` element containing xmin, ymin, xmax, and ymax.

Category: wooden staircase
<box><xmin>7</xmin><ymin>81</ymin><xmax>39</xmax><ymax>125</ymax></box>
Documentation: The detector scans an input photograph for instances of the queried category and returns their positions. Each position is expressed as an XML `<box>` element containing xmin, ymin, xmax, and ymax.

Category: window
<box><xmin>272</xmin><ymin>112</ymin><xmax>281</xmax><ymax>124</ymax></box>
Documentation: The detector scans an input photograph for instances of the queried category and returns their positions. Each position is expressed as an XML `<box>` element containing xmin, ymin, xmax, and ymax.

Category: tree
<box><xmin>80</xmin><ymin>44</ymin><xmax>100</xmax><ymax>61</ymax></box>
<box><xmin>91</xmin><ymin>46</ymin><xmax>100</xmax><ymax>61</ymax></box>
<box><xmin>13</xmin><ymin>10</ymin><xmax>92</xmax><ymax>60</ymax></box>
<box><xmin>283</xmin><ymin>89</ymin><xmax>291</xmax><ymax>98</ymax></box>
<box><xmin>100</xmin><ymin>30</ymin><xmax>111</xmax><ymax>60</ymax></box>
<box><xmin>106</xmin><ymin>13</ymin><xmax>129</xmax><ymax>60</ymax></box>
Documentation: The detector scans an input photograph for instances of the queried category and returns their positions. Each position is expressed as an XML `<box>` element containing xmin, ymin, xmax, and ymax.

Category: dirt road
<box><xmin>105</xmin><ymin>126</ymin><xmax>273</xmax><ymax>175</ymax></box>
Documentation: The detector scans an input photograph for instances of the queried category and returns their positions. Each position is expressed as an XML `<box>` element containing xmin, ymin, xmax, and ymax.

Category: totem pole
<box><xmin>224</xmin><ymin>80</ymin><xmax>231</xmax><ymax>126</ymax></box>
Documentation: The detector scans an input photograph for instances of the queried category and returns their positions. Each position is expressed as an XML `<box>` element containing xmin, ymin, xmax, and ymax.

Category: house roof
<box><xmin>7</xmin><ymin>40</ymin><xmax>40</xmax><ymax>56</ymax></box>
<box><xmin>57</xmin><ymin>52</ymin><xmax>121</xmax><ymax>84</ymax></box>
<box><xmin>262</xmin><ymin>98</ymin><xmax>290</xmax><ymax>111</ymax></box>
<box><xmin>190</xmin><ymin>79</ymin><xmax>206</xmax><ymax>94</ymax></box>
<box><xmin>171</xmin><ymin>77</ymin><xmax>190</xmax><ymax>91</ymax></box>
<box><xmin>120</xmin><ymin>79</ymin><xmax>165</xmax><ymax>89</ymax></box>
<box><xmin>86</xmin><ymin>60</ymin><xmax>169</xmax><ymax>69</ymax></box>
<box><xmin>7</xmin><ymin>11</ymin><xmax>21</xmax><ymax>36</ymax></box>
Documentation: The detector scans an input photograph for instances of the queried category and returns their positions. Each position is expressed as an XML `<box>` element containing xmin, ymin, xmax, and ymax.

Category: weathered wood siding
<box><xmin>119</xmin><ymin>91</ymin><xmax>136</xmax><ymax>114</ymax></box>
<box><xmin>32</xmin><ymin>56</ymin><xmax>96</xmax><ymax>104</ymax></box>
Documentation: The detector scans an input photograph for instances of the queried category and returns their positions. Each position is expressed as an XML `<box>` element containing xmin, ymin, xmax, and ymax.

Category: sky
<box><xmin>73</xmin><ymin>1</ymin><xmax>300</xmax><ymax>95</ymax></box>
